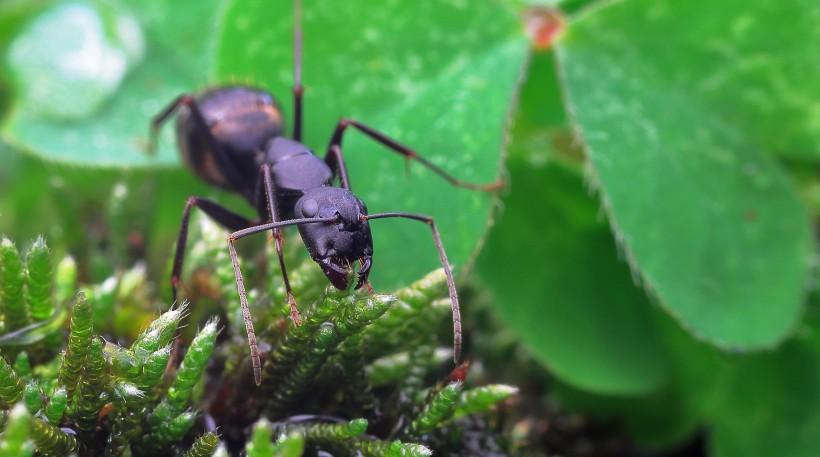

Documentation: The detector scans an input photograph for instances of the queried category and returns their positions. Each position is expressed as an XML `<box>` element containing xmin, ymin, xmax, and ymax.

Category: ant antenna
<box><xmin>364</xmin><ymin>212</ymin><xmax>462</xmax><ymax>363</ymax></box>
<box><xmin>228</xmin><ymin>215</ymin><xmax>338</xmax><ymax>386</ymax></box>
<box><xmin>292</xmin><ymin>0</ymin><xmax>304</xmax><ymax>142</ymax></box>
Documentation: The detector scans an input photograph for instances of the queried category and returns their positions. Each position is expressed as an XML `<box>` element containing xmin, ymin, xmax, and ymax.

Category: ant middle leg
<box><xmin>325</xmin><ymin>118</ymin><xmax>503</xmax><ymax>191</ymax></box>
<box><xmin>225</xmin><ymin>163</ymin><xmax>300</xmax><ymax>388</ymax></box>
<box><xmin>259</xmin><ymin>164</ymin><xmax>302</xmax><ymax>326</ymax></box>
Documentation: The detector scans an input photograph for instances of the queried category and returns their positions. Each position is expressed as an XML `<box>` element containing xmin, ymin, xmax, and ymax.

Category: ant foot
<box><xmin>288</xmin><ymin>292</ymin><xmax>302</xmax><ymax>326</ymax></box>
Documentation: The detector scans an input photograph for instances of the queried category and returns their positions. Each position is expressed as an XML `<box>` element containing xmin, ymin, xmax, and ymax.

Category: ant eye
<box><xmin>302</xmin><ymin>199</ymin><xmax>318</xmax><ymax>217</ymax></box>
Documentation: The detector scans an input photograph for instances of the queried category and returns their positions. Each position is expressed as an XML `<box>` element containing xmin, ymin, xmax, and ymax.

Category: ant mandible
<box><xmin>149</xmin><ymin>0</ymin><xmax>501</xmax><ymax>386</ymax></box>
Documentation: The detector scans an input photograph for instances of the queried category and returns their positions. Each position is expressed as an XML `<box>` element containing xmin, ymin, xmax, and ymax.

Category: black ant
<box><xmin>148</xmin><ymin>0</ymin><xmax>501</xmax><ymax>386</ymax></box>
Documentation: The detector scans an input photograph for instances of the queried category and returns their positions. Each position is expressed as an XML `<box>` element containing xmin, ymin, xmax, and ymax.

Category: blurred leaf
<box><xmin>710</xmin><ymin>314</ymin><xmax>820</xmax><ymax>457</ymax></box>
<box><xmin>214</xmin><ymin>0</ymin><xmax>529</xmax><ymax>287</ymax></box>
<box><xmin>565</xmin><ymin>0</ymin><xmax>818</xmax><ymax>158</ymax></box>
<box><xmin>476</xmin><ymin>158</ymin><xmax>666</xmax><ymax>394</ymax></box>
<box><xmin>2</xmin><ymin>0</ymin><xmax>219</xmax><ymax>166</ymax></box>
<box><xmin>635</xmin><ymin>309</ymin><xmax>727</xmax><ymax>446</ymax></box>
<box><xmin>0</xmin><ymin>0</ymin><xmax>54</xmax><ymax>122</ymax></box>
<box><xmin>474</xmin><ymin>49</ymin><xmax>664</xmax><ymax>395</ymax></box>
<box><xmin>556</xmin><ymin>0</ymin><xmax>811</xmax><ymax>348</ymax></box>
<box><xmin>552</xmin><ymin>308</ymin><xmax>728</xmax><ymax>450</ymax></box>
<box><xmin>0</xmin><ymin>1</ymin><xmax>54</xmax><ymax>49</ymax></box>
<box><xmin>509</xmin><ymin>50</ymin><xmax>579</xmax><ymax>168</ymax></box>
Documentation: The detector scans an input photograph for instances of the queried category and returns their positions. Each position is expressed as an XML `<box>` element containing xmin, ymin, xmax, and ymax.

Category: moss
<box><xmin>0</xmin><ymin>234</ymin><xmax>517</xmax><ymax>455</ymax></box>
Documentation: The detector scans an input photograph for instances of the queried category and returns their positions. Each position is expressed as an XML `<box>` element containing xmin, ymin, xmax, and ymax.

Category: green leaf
<box><xmin>555</xmin><ymin>0</ymin><xmax>811</xmax><ymax>348</ymax></box>
<box><xmin>629</xmin><ymin>310</ymin><xmax>727</xmax><ymax>448</ymax></box>
<box><xmin>3</xmin><ymin>0</ymin><xmax>219</xmax><ymax>166</ymax></box>
<box><xmin>0</xmin><ymin>308</ymin><xmax>69</xmax><ymax>347</ymax></box>
<box><xmin>214</xmin><ymin>0</ymin><xmax>528</xmax><ymax>287</ymax></box>
<box><xmin>474</xmin><ymin>50</ymin><xmax>665</xmax><ymax>395</ymax></box>
<box><xmin>0</xmin><ymin>0</ymin><xmax>52</xmax><ymax>123</ymax></box>
<box><xmin>476</xmin><ymin>159</ymin><xmax>666</xmax><ymax>394</ymax></box>
<box><xmin>555</xmin><ymin>308</ymin><xmax>728</xmax><ymax>449</ymax></box>
<box><xmin>710</xmin><ymin>325</ymin><xmax>820</xmax><ymax>457</ymax></box>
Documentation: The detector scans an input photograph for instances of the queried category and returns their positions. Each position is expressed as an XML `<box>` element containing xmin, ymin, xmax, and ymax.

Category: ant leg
<box><xmin>228</xmin><ymin>215</ymin><xmax>338</xmax><ymax>386</ymax></box>
<box><xmin>292</xmin><ymin>0</ymin><xmax>304</xmax><ymax>142</ymax></box>
<box><xmin>147</xmin><ymin>94</ymin><xmax>188</xmax><ymax>155</ymax></box>
<box><xmin>364</xmin><ymin>212</ymin><xmax>462</xmax><ymax>363</ymax></box>
<box><xmin>325</xmin><ymin>145</ymin><xmax>352</xmax><ymax>190</ymax></box>
<box><xmin>171</xmin><ymin>197</ymin><xmax>253</xmax><ymax>302</ymax></box>
<box><xmin>149</xmin><ymin>95</ymin><xmax>247</xmax><ymax>192</ymax></box>
<box><xmin>325</xmin><ymin>118</ymin><xmax>503</xmax><ymax>191</ymax></box>
<box><xmin>227</xmin><ymin>239</ymin><xmax>262</xmax><ymax>386</ymax></box>
<box><xmin>359</xmin><ymin>258</ymin><xmax>375</xmax><ymax>294</ymax></box>
<box><xmin>259</xmin><ymin>164</ymin><xmax>302</xmax><ymax>326</ymax></box>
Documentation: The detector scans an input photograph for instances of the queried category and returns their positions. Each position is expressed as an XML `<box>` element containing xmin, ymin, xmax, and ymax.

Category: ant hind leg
<box><xmin>324</xmin><ymin>118</ymin><xmax>503</xmax><ymax>192</ymax></box>
<box><xmin>171</xmin><ymin>197</ymin><xmax>253</xmax><ymax>302</ymax></box>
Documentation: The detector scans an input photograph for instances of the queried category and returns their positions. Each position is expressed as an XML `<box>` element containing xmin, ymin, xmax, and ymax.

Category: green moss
<box><xmin>0</xmin><ymin>234</ymin><xmax>517</xmax><ymax>455</ymax></box>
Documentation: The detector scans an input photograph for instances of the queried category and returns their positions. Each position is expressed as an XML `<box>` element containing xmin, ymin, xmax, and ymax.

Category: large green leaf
<box><xmin>2</xmin><ymin>0</ymin><xmax>219</xmax><ymax>166</ymax></box>
<box><xmin>474</xmin><ymin>52</ymin><xmax>666</xmax><ymax>395</ymax></box>
<box><xmin>213</xmin><ymin>0</ymin><xmax>528</xmax><ymax>287</ymax></box>
<box><xmin>556</xmin><ymin>0</ymin><xmax>811</xmax><ymax>348</ymax></box>
<box><xmin>477</xmin><ymin>158</ymin><xmax>667</xmax><ymax>395</ymax></box>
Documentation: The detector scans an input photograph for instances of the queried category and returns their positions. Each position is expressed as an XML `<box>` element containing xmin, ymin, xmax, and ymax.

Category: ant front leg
<box><xmin>171</xmin><ymin>197</ymin><xmax>253</xmax><ymax>302</ymax></box>
<box><xmin>325</xmin><ymin>118</ymin><xmax>503</xmax><ymax>191</ymax></box>
<box><xmin>259</xmin><ymin>164</ymin><xmax>303</xmax><ymax>326</ymax></box>
<box><xmin>365</xmin><ymin>212</ymin><xmax>462</xmax><ymax>363</ymax></box>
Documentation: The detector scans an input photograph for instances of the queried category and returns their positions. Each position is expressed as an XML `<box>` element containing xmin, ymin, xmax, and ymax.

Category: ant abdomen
<box><xmin>175</xmin><ymin>86</ymin><xmax>284</xmax><ymax>197</ymax></box>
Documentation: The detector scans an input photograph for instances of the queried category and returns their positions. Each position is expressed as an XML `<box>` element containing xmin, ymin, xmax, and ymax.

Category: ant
<box><xmin>148</xmin><ymin>0</ymin><xmax>501</xmax><ymax>386</ymax></box>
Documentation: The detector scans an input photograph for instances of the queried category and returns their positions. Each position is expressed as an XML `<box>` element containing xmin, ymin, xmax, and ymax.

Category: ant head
<box><xmin>295</xmin><ymin>187</ymin><xmax>373</xmax><ymax>290</ymax></box>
